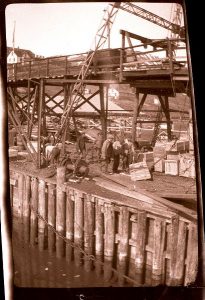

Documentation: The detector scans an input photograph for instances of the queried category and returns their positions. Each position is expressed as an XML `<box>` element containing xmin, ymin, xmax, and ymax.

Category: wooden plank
<box><xmin>104</xmin><ymin>203</ymin><xmax>115</xmax><ymax>281</ymax></box>
<box><xmin>152</xmin><ymin>218</ymin><xmax>166</xmax><ymax>285</ymax></box>
<box><xmin>30</xmin><ymin>177</ymin><xmax>38</xmax><ymax>246</ymax></box>
<box><xmin>47</xmin><ymin>183</ymin><xmax>56</xmax><ymax>253</ymax></box>
<box><xmin>74</xmin><ymin>190</ymin><xmax>84</xmax><ymax>266</ymax></box>
<box><xmin>22</xmin><ymin>175</ymin><xmax>31</xmax><ymax>244</ymax></box>
<box><xmin>117</xmin><ymin>206</ymin><xmax>129</xmax><ymax>285</ymax></box>
<box><xmin>184</xmin><ymin>224</ymin><xmax>198</xmax><ymax>285</ymax></box>
<box><xmin>169</xmin><ymin>215</ymin><xmax>180</xmax><ymax>285</ymax></box>
<box><xmin>135</xmin><ymin>211</ymin><xmax>147</xmax><ymax>284</ymax></box>
<box><xmin>56</xmin><ymin>166</ymin><xmax>66</xmax><ymax>258</ymax></box>
<box><xmin>65</xmin><ymin>189</ymin><xmax>74</xmax><ymax>262</ymax></box>
<box><xmin>18</xmin><ymin>174</ymin><xmax>24</xmax><ymax>219</ymax></box>
<box><xmin>38</xmin><ymin>179</ymin><xmax>47</xmax><ymax>251</ymax></box>
<box><xmin>84</xmin><ymin>194</ymin><xmax>95</xmax><ymax>271</ymax></box>
<box><xmin>95</xmin><ymin>198</ymin><xmax>104</xmax><ymax>276</ymax></box>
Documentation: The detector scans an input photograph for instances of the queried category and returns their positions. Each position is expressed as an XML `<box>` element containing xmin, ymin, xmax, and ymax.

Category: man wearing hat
<box><xmin>101</xmin><ymin>134</ymin><xmax>114</xmax><ymax>173</ymax></box>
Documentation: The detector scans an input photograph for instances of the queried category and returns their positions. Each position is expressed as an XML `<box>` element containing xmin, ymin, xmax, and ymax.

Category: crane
<box><xmin>55</xmin><ymin>2</ymin><xmax>185</xmax><ymax>143</ymax></box>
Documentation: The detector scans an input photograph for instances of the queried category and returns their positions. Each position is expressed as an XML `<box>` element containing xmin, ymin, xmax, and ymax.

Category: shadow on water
<box><xmin>12</xmin><ymin>217</ymin><xmax>126</xmax><ymax>288</ymax></box>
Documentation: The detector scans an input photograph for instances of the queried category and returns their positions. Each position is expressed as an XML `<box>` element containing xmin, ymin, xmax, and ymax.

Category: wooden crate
<box><xmin>137</xmin><ymin>152</ymin><xmax>154</xmax><ymax>170</ymax></box>
<box><xmin>165</xmin><ymin>160</ymin><xmax>179</xmax><ymax>176</ymax></box>
<box><xmin>166</xmin><ymin>151</ymin><xmax>181</xmax><ymax>161</ymax></box>
<box><xmin>154</xmin><ymin>157</ymin><xmax>165</xmax><ymax>173</ymax></box>
<box><xmin>153</xmin><ymin>144</ymin><xmax>167</xmax><ymax>159</ymax></box>
<box><xmin>179</xmin><ymin>156</ymin><xmax>195</xmax><ymax>179</ymax></box>
<box><xmin>129</xmin><ymin>161</ymin><xmax>151</xmax><ymax>181</ymax></box>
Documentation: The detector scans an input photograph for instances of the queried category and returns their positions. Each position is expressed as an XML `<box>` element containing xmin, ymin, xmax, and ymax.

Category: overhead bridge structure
<box><xmin>7</xmin><ymin>2</ymin><xmax>190</xmax><ymax>168</ymax></box>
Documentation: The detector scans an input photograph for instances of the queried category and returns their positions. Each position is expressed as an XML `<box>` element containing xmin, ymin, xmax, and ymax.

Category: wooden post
<box><xmin>66</xmin><ymin>189</ymin><xmax>74</xmax><ymax>261</ymax></box>
<box><xmin>95</xmin><ymin>199</ymin><xmax>104</xmax><ymax>276</ymax></box>
<box><xmin>18</xmin><ymin>174</ymin><xmax>24</xmax><ymax>220</ymax></box>
<box><xmin>37</xmin><ymin>78</ymin><xmax>44</xmax><ymax>168</ymax></box>
<box><xmin>128</xmin><ymin>214</ymin><xmax>138</xmax><ymax>280</ymax></box>
<box><xmin>173</xmin><ymin>220</ymin><xmax>187</xmax><ymax>285</ymax></box>
<box><xmin>152</xmin><ymin>218</ymin><xmax>166</xmax><ymax>285</ymax></box>
<box><xmin>74</xmin><ymin>190</ymin><xmax>84</xmax><ymax>266</ymax></box>
<box><xmin>169</xmin><ymin>215</ymin><xmax>179</xmax><ymax>285</ymax></box>
<box><xmin>164</xmin><ymin>96</ymin><xmax>172</xmax><ymax>141</ymax></box>
<box><xmin>132</xmin><ymin>89</ymin><xmax>140</xmax><ymax>143</ymax></box>
<box><xmin>56</xmin><ymin>166</ymin><xmax>66</xmax><ymax>258</ymax></box>
<box><xmin>104</xmin><ymin>204</ymin><xmax>115</xmax><ymax>281</ymax></box>
<box><xmin>184</xmin><ymin>224</ymin><xmax>198</xmax><ymax>285</ymax></box>
<box><xmin>99</xmin><ymin>85</ymin><xmax>107</xmax><ymax>141</ymax></box>
<box><xmin>30</xmin><ymin>177</ymin><xmax>38</xmax><ymax>246</ymax></box>
<box><xmin>22</xmin><ymin>175</ymin><xmax>31</xmax><ymax>244</ymax></box>
<box><xmin>135</xmin><ymin>211</ymin><xmax>146</xmax><ymax>285</ymax></box>
<box><xmin>117</xmin><ymin>207</ymin><xmax>129</xmax><ymax>285</ymax></box>
<box><xmin>27</xmin><ymin>79</ymin><xmax>31</xmax><ymax>134</ymax></box>
<box><xmin>38</xmin><ymin>179</ymin><xmax>47</xmax><ymax>251</ymax></box>
<box><xmin>47</xmin><ymin>183</ymin><xmax>56</xmax><ymax>253</ymax></box>
<box><xmin>84</xmin><ymin>195</ymin><xmax>95</xmax><ymax>271</ymax></box>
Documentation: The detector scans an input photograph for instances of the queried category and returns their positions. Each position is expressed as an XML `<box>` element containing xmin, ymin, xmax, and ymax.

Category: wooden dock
<box><xmin>10</xmin><ymin>165</ymin><xmax>198</xmax><ymax>286</ymax></box>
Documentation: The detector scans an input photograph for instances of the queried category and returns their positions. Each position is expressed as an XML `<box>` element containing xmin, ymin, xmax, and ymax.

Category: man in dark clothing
<box><xmin>76</xmin><ymin>132</ymin><xmax>87</xmax><ymax>159</ymax></box>
<box><xmin>101</xmin><ymin>134</ymin><xmax>114</xmax><ymax>173</ymax></box>
<box><xmin>112</xmin><ymin>139</ymin><xmax>121</xmax><ymax>173</ymax></box>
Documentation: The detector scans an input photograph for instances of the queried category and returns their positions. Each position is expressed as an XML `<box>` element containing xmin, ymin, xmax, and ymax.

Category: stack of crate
<box><xmin>153</xmin><ymin>143</ymin><xmax>167</xmax><ymax>172</ymax></box>
<box><xmin>164</xmin><ymin>140</ymin><xmax>190</xmax><ymax>176</ymax></box>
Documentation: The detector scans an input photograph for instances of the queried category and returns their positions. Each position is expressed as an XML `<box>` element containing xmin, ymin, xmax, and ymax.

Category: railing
<box><xmin>7</xmin><ymin>42</ymin><xmax>188</xmax><ymax>82</ymax></box>
<box><xmin>10</xmin><ymin>166</ymin><xmax>197</xmax><ymax>286</ymax></box>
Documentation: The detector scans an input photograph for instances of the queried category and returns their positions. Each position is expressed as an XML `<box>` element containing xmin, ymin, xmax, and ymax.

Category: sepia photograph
<box><xmin>0</xmin><ymin>0</ymin><xmax>204</xmax><ymax>299</ymax></box>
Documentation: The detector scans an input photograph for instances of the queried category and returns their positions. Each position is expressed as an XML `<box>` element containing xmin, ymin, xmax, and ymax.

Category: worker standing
<box><xmin>101</xmin><ymin>134</ymin><xmax>114</xmax><ymax>174</ymax></box>
<box><xmin>112</xmin><ymin>138</ymin><xmax>122</xmax><ymax>173</ymax></box>
<box><xmin>76</xmin><ymin>131</ymin><xmax>87</xmax><ymax>159</ymax></box>
<box><xmin>93</xmin><ymin>131</ymin><xmax>103</xmax><ymax>161</ymax></box>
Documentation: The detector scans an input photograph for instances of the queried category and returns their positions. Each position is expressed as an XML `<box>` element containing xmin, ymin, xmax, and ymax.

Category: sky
<box><xmin>5</xmin><ymin>2</ymin><xmax>185</xmax><ymax>57</ymax></box>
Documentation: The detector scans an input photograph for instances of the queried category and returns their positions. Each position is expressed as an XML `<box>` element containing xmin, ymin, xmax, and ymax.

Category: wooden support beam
<box><xmin>65</xmin><ymin>189</ymin><xmax>74</xmax><ymax>262</ymax></box>
<box><xmin>132</xmin><ymin>88</ymin><xmax>139</xmax><ymax>142</ymax></box>
<box><xmin>99</xmin><ymin>85</ymin><xmax>107</xmax><ymax>140</ymax></box>
<box><xmin>48</xmin><ymin>183</ymin><xmax>56</xmax><ymax>253</ymax></box>
<box><xmin>30</xmin><ymin>177</ymin><xmax>38</xmax><ymax>246</ymax></box>
<box><xmin>38</xmin><ymin>179</ymin><xmax>47</xmax><ymax>251</ymax></box>
<box><xmin>37</xmin><ymin>78</ymin><xmax>44</xmax><ymax>168</ymax></box>
<box><xmin>95</xmin><ymin>199</ymin><xmax>104</xmax><ymax>276</ymax></box>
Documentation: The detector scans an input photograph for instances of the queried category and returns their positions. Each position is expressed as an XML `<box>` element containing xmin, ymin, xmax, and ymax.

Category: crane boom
<box><xmin>119</xmin><ymin>2</ymin><xmax>185</xmax><ymax>38</ymax></box>
<box><xmin>55</xmin><ymin>2</ymin><xmax>120</xmax><ymax>140</ymax></box>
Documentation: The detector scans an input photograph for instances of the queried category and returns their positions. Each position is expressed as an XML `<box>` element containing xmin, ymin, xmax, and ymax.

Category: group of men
<box><xmin>76</xmin><ymin>131</ymin><xmax>139</xmax><ymax>175</ymax></box>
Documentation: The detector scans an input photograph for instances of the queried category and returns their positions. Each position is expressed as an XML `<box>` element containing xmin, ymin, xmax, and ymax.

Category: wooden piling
<box><xmin>30</xmin><ymin>177</ymin><xmax>38</xmax><ymax>246</ymax></box>
<box><xmin>18</xmin><ymin>174</ymin><xmax>24</xmax><ymax>219</ymax></box>
<box><xmin>47</xmin><ymin>183</ymin><xmax>56</xmax><ymax>253</ymax></box>
<box><xmin>173</xmin><ymin>220</ymin><xmax>187</xmax><ymax>285</ymax></box>
<box><xmin>117</xmin><ymin>207</ymin><xmax>129</xmax><ymax>285</ymax></box>
<box><xmin>38</xmin><ymin>179</ymin><xmax>47</xmax><ymax>251</ymax></box>
<box><xmin>65</xmin><ymin>189</ymin><xmax>74</xmax><ymax>261</ymax></box>
<box><xmin>104</xmin><ymin>203</ymin><xmax>115</xmax><ymax>281</ymax></box>
<box><xmin>128</xmin><ymin>214</ymin><xmax>138</xmax><ymax>281</ymax></box>
<box><xmin>169</xmin><ymin>215</ymin><xmax>179</xmax><ymax>285</ymax></box>
<box><xmin>95</xmin><ymin>199</ymin><xmax>104</xmax><ymax>276</ymax></box>
<box><xmin>22</xmin><ymin>175</ymin><xmax>31</xmax><ymax>244</ymax></box>
<box><xmin>56</xmin><ymin>166</ymin><xmax>66</xmax><ymax>258</ymax></box>
<box><xmin>135</xmin><ymin>211</ymin><xmax>146</xmax><ymax>285</ymax></box>
<box><xmin>152</xmin><ymin>218</ymin><xmax>166</xmax><ymax>285</ymax></box>
<box><xmin>84</xmin><ymin>195</ymin><xmax>95</xmax><ymax>271</ymax></box>
<box><xmin>74</xmin><ymin>190</ymin><xmax>84</xmax><ymax>266</ymax></box>
<box><xmin>184</xmin><ymin>224</ymin><xmax>198</xmax><ymax>285</ymax></box>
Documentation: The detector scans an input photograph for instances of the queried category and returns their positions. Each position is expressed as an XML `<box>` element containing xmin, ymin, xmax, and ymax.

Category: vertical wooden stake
<box><xmin>74</xmin><ymin>190</ymin><xmax>84</xmax><ymax>266</ymax></box>
<box><xmin>152</xmin><ymin>218</ymin><xmax>166</xmax><ymax>285</ymax></box>
<box><xmin>135</xmin><ymin>211</ymin><xmax>146</xmax><ymax>285</ymax></box>
<box><xmin>66</xmin><ymin>189</ymin><xmax>74</xmax><ymax>261</ymax></box>
<box><xmin>84</xmin><ymin>195</ymin><xmax>95</xmax><ymax>271</ymax></box>
<box><xmin>56</xmin><ymin>166</ymin><xmax>66</xmax><ymax>258</ymax></box>
<box><xmin>95</xmin><ymin>199</ymin><xmax>104</xmax><ymax>276</ymax></box>
<box><xmin>184</xmin><ymin>224</ymin><xmax>198</xmax><ymax>285</ymax></box>
<box><xmin>132</xmin><ymin>89</ymin><xmax>139</xmax><ymax>143</ymax></box>
<box><xmin>117</xmin><ymin>207</ymin><xmax>129</xmax><ymax>285</ymax></box>
<box><xmin>99</xmin><ymin>85</ymin><xmax>107</xmax><ymax>141</ymax></box>
<box><xmin>170</xmin><ymin>215</ymin><xmax>179</xmax><ymax>285</ymax></box>
<box><xmin>38</xmin><ymin>179</ymin><xmax>47</xmax><ymax>251</ymax></box>
<box><xmin>18</xmin><ymin>174</ymin><xmax>24</xmax><ymax>220</ymax></box>
<box><xmin>104</xmin><ymin>204</ymin><xmax>115</xmax><ymax>281</ymax></box>
<box><xmin>47</xmin><ymin>183</ymin><xmax>56</xmax><ymax>253</ymax></box>
<box><xmin>22</xmin><ymin>175</ymin><xmax>31</xmax><ymax>244</ymax></box>
<box><xmin>30</xmin><ymin>177</ymin><xmax>38</xmax><ymax>246</ymax></box>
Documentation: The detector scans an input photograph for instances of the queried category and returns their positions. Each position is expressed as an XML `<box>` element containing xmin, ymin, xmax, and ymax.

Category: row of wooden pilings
<box><xmin>10</xmin><ymin>166</ymin><xmax>198</xmax><ymax>287</ymax></box>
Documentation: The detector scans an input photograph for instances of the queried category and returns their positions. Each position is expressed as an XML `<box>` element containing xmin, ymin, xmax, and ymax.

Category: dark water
<box><xmin>12</xmin><ymin>218</ymin><xmax>120</xmax><ymax>288</ymax></box>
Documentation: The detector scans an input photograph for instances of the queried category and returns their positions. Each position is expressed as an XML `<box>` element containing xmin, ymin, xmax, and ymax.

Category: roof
<box><xmin>7</xmin><ymin>47</ymin><xmax>36</xmax><ymax>59</ymax></box>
